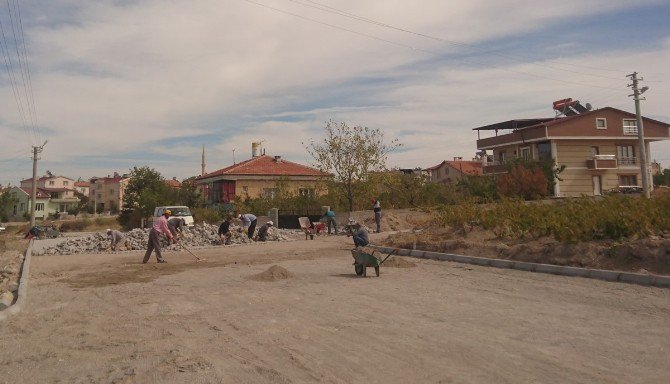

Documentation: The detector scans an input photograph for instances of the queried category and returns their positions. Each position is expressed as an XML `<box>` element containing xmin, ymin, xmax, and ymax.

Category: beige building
<box><xmin>475</xmin><ymin>106</ymin><xmax>670</xmax><ymax>197</ymax></box>
<box><xmin>20</xmin><ymin>172</ymin><xmax>79</xmax><ymax>213</ymax></box>
<box><xmin>196</xmin><ymin>154</ymin><xmax>328</xmax><ymax>204</ymax></box>
<box><xmin>90</xmin><ymin>172</ymin><xmax>131</xmax><ymax>213</ymax></box>
<box><xmin>426</xmin><ymin>158</ymin><xmax>484</xmax><ymax>184</ymax></box>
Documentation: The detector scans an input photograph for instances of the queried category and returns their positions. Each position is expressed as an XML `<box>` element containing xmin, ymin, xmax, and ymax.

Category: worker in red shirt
<box><xmin>143</xmin><ymin>209</ymin><xmax>177</xmax><ymax>263</ymax></box>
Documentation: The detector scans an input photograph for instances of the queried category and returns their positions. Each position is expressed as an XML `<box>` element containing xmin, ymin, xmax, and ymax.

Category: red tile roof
<box><xmin>74</xmin><ymin>181</ymin><xmax>90</xmax><ymax>187</ymax></box>
<box><xmin>19</xmin><ymin>187</ymin><xmax>50</xmax><ymax>198</ymax></box>
<box><xmin>445</xmin><ymin>161</ymin><xmax>483</xmax><ymax>175</ymax></box>
<box><xmin>198</xmin><ymin>155</ymin><xmax>328</xmax><ymax>179</ymax></box>
<box><xmin>165</xmin><ymin>178</ymin><xmax>182</xmax><ymax>188</ymax></box>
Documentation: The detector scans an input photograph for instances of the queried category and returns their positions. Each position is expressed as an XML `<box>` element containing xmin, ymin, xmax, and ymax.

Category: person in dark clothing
<box><xmin>238</xmin><ymin>213</ymin><xmax>257</xmax><ymax>240</ymax></box>
<box><xmin>218</xmin><ymin>217</ymin><xmax>232</xmax><ymax>245</ymax></box>
<box><xmin>256</xmin><ymin>221</ymin><xmax>273</xmax><ymax>241</ymax></box>
<box><xmin>372</xmin><ymin>198</ymin><xmax>382</xmax><ymax>233</ymax></box>
<box><xmin>24</xmin><ymin>226</ymin><xmax>40</xmax><ymax>239</ymax></box>
<box><xmin>349</xmin><ymin>222</ymin><xmax>369</xmax><ymax>248</ymax></box>
<box><xmin>167</xmin><ymin>217</ymin><xmax>186</xmax><ymax>244</ymax></box>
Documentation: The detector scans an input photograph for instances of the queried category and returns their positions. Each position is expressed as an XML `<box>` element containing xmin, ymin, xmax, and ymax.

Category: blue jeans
<box><xmin>353</xmin><ymin>236</ymin><xmax>368</xmax><ymax>247</ymax></box>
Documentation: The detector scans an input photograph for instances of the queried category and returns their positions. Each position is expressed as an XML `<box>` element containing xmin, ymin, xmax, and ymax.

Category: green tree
<box><xmin>118</xmin><ymin>166</ymin><xmax>170</xmax><ymax>228</ymax></box>
<box><xmin>653</xmin><ymin>168</ymin><xmax>670</xmax><ymax>187</ymax></box>
<box><xmin>305</xmin><ymin>120</ymin><xmax>401</xmax><ymax>212</ymax></box>
<box><xmin>0</xmin><ymin>188</ymin><xmax>17</xmax><ymax>222</ymax></box>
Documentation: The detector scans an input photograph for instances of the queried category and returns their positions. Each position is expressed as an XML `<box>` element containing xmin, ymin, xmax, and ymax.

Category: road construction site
<box><xmin>1</xmin><ymin>232</ymin><xmax>668</xmax><ymax>383</ymax></box>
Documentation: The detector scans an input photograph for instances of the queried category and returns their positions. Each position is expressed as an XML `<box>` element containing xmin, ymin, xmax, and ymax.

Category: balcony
<box><xmin>482</xmin><ymin>163</ymin><xmax>508</xmax><ymax>174</ymax></box>
<box><xmin>617</xmin><ymin>156</ymin><xmax>637</xmax><ymax>167</ymax></box>
<box><xmin>50</xmin><ymin>197</ymin><xmax>79</xmax><ymax>204</ymax></box>
<box><xmin>586</xmin><ymin>155</ymin><xmax>617</xmax><ymax>170</ymax></box>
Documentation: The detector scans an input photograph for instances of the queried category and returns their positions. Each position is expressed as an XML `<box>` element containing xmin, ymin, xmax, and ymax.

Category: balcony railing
<box><xmin>482</xmin><ymin>162</ymin><xmax>508</xmax><ymax>174</ymax></box>
<box><xmin>586</xmin><ymin>155</ymin><xmax>617</xmax><ymax>170</ymax></box>
<box><xmin>617</xmin><ymin>156</ymin><xmax>637</xmax><ymax>166</ymax></box>
<box><xmin>623</xmin><ymin>126</ymin><xmax>638</xmax><ymax>136</ymax></box>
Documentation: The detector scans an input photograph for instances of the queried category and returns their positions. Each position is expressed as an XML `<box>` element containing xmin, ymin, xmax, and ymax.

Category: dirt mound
<box><xmin>383</xmin><ymin>257</ymin><xmax>416</xmax><ymax>268</ymax></box>
<box><xmin>250</xmin><ymin>265</ymin><xmax>294</xmax><ymax>282</ymax></box>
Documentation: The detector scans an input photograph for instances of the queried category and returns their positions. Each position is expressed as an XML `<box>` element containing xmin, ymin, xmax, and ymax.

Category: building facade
<box><xmin>4</xmin><ymin>186</ymin><xmax>52</xmax><ymax>220</ymax></box>
<box><xmin>89</xmin><ymin>172</ymin><xmax>131</xmax><ymax>213</ymax></box>
<box><xmin>425</xmin><ymin>158</ymin><xmax>484</xmax><ymax>184</ymax></box>
<box><xmin>20</xmin><ymin>172</ymin><xmax>79</xmax><ymax>213</ymax></box>
<box><xmin>474</xmin><ymin>107</ymin><xmax>670</xmax><ymax>197</ymax></box>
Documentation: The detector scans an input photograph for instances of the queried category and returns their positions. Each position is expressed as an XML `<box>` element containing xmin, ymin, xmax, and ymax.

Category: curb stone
<box><xmin>370</xmin><ymin>245</ymin><xmax>669</xmax><ymax>289</ymax></box>
<box><xmin>0</xmin><ymin>239</ymin><xmax>32</xmax><ymax>321</ymax></box>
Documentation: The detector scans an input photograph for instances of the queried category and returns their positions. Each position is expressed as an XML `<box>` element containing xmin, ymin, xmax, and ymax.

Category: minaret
<box><xmin>201</xmin><ymin>145</ymin><xmax>206</xmax><ymax>176</ymax></box>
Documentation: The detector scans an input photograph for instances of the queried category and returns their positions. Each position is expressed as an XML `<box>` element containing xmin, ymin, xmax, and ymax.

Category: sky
<box><xmin>1</xmin><ymin>0</ymin><xmax>669</xmax><ymax>186</ymax></box>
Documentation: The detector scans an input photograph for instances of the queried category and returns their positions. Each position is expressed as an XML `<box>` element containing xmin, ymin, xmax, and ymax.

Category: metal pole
<box><xmin>627</xmin><ymin>72</ymin><xmax>650</xmax><ymax>198</ymax></box>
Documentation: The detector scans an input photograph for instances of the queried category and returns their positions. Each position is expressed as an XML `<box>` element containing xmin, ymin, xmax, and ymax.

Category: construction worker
<box><xmin>238</xmin><ymin>213</ymin><xmax>257</xmax><ymax>240</ymax></box>
<box><xmin>218</xmin><ymin>216</ymin><xmax>232</xmax><ymax>245</ymax></box>
<box><xmin>371</xmin><ymin>198</ymin><xmax>382</xmax><ymax>233</ymax></box>
<box><xmin>106</xmin><ymin>229</ymin><xmax>127</xmax><ymax>251</ymax></box>
<box><xmin>320</xmin><ymin>209</ymin><xmax>339</xmax><ymax>235</ymax></box>
<box><xmin>167</xmin><ymin>217</ymin><xmax>186</xmax><ymax>244</ymax></box>
<box><xmin>256</xmin><ymin>221</ymin><xmax>273</xmax><ymax>242</ymax></box>
<box><xmin>143</xmin><ymin>209</ymin><xmax>176</xmax><ymax>263</ymax></box>
<box><xmin>348</xmin><ymin>222</ymin><xmax>369</xmax><ymax>248</ymax></box>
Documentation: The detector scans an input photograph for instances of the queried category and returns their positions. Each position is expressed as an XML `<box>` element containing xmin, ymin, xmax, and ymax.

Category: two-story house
<box><xmin>89</xmin><ymin>172</ymin><xmax>131</xmax><ymax>213</ymax></box>
<box><xmin>4</xmin><ymin>186</ymin><xmax>51</xmax><ymax>220</ymax></box>
<box><xmin>19</xmin><ymin>172</ymin><xmax>79</xmax><ymax>214</ymax></box>
<box><xmin>474</xmin><ymin>106</ymin><xmax>670</xmax><ymax>197</ymax></box>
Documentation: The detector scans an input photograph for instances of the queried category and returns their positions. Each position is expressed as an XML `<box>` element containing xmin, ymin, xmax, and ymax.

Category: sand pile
<box><xmin>383</xmin><ymin>257</ymin><xmax>417</xmax><ymax>268</ymax></box>
<box><xmin>250</xmin><ymin>265</ymin><xmax>294</xmax><ymax>282</ymax></box>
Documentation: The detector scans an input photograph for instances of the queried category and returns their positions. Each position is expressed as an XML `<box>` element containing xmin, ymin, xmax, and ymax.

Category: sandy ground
<box><xmin>1</xmin><ymin>234</ymin><xmax>669</xmax><ymax>384</ymax></box>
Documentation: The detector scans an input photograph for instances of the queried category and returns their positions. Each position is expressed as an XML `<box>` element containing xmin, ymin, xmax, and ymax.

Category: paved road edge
<box><xmin>0</xmin><ymin>239</ymin><xmax>32</xmax><ymax>321</ymax></box>
<box><xmin>371</xmin><ymin>245</ymin><xmax>670</xmax><ymax>289</ymax></box>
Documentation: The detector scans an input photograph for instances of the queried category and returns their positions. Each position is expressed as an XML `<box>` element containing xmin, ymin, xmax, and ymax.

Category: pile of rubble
<box><xmin>32</xmin><ymin>223</ymin><xmax>297</xmax><ymax>256</ymax></box>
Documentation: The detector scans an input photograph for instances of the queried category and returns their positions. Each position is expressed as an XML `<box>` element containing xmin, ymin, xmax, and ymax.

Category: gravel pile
<box><xmin>32</xmin><ymin>223</ymin><xmax>297</xmax><ymax>256</ymax></box>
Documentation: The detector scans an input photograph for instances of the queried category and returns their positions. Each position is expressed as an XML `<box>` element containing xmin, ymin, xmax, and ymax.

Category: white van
<box><xmin>153</xmin><ymin>206</ymin><xmax>195</xmax><ymax>227</ymax></box>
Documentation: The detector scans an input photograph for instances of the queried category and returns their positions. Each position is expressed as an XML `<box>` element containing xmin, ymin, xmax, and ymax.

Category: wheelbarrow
<box><xmin>350</xmin><ymin>248</ymin><xmax>397</xmax><ymax>277</ymax></box>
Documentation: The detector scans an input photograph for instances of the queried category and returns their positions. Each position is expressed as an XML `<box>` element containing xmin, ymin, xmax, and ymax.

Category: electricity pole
<box><xmin>627</xmin><ymin>72</ymin><xmax>650</xmax><ymax>198</ymax></box>
<box><xmin>29</xmin><ymin>141</ymin><xmax>48</xmax><ymax>227</ymax></box>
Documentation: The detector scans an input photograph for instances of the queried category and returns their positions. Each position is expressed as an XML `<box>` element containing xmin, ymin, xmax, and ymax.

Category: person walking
<box><xmin>143</xmin><ymin>209</ymin><xmax>176</xmax><ymax>263</ymax></box>
<box><xmin>372</xmin><ymin>198</ymin><xmax>382</xmax><ymax>233</ymax></box>
<box><xmin>106</xmin><ymin>229</ymin><xmax>127</xmax><ymax>251</ymax></box>
<box><xmin>238</xmin><ymin>213</ymin><xmax>257</xmax><ymax>239</ymax></box>
<box><xmin>218</xmin><ymin>216</ymin><xmax>232</xmax><ymax>245</ymax></box>
<box><xmin>256</xmin><ymin>221</ymin><xmax>273</xmax><ymax>242</ymax></box>
<box><xmin>320</xmin><ymin>209</ymin><xmax>339</xmax><ymax>235</ymax></box>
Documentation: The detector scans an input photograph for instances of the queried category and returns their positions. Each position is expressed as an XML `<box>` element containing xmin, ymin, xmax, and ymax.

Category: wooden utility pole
<box><xmin>627</xmin><ymin>72</ymin><xmax>650</xmax><ymax>198</ymax></box>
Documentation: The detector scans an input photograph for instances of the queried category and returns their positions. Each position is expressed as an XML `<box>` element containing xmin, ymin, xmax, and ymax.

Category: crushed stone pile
<box><xmin>32</xmin><ymin>223</ymin><xmax>297</xmax><ymax>256</ymax></box>
<box><xmin>249</xmin><ymin>265</ymin><xmax>294</xmax><ymax>282</ymax></box>
<box><xmin>382</xmin><ymin>257</ymin><xmax>417</xmax><ymax>268</ymax></box>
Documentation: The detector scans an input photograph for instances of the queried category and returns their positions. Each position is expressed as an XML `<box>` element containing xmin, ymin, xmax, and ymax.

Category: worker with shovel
<box><xmin>106</xmin><ymin>229</ymin><xmax>127</xmax><ymax>251</ymax></box>
<box><xmin>143</xmin><ymin>209</ymin><xmax>177</xmax><ymax>263</ymax></box>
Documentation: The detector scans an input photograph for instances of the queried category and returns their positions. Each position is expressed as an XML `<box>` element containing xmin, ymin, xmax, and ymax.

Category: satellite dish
<box><xmin>585</xmin><ymin>103</ymin><xmax>592</xmax><ymax>111</ymax></box>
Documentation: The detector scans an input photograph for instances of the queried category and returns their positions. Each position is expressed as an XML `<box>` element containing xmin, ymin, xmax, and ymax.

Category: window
<box><xmin>623</xmin><ymin>119</ymin><xmax>638</xmax><ymax>135</ymax></box>
<box><xmin>50</xmin><ymin>192</ymin><xmax>58</xmax><ymax>198</ymax></box>
<box><xmin>109</xmin><ymin>189</ymin><xmax>115</xmax><ymax>195</ymax></box>
<box><xmin>537</xmin><ymin>142</ymin><xmax>552</xmax><ymax>161</ymax></box>
<box><xmin>35</xmin><ymin>203</ymin><xmax>44</xmax><ymax>211</ymax></box>
<box><xmin>97</xmin><ymin>184</ymin><xmax>102</xmax><ymax>189</ymax></box>
<box><xmin>596</xmin><ymin>118</ymin><xmax>607</xmax><ymax>129</ymax></box>
<box><xmin>49</xmin><ymin>181</ymin><xmax>54</xmax><ymax>186</ymax></box>
<box><xmin>63</xmin><ymin>181</ymin><xmax>69</xmax><ymax>186</ymax></box>
<box><xmin>262</xmin><ymin>188</ymin><xmax>278</xmax><ymax>199</ymax></box>
<box><xmin>619</xmin><ymin>175</ymin><xmax>637</xmax><ymax>186</ymax></box>
<box><xmin>617</xmin><ymin>145</ymin><xmax>635</xmax><ymax>165</ymax></box>
<box><xmin>20</xmin><ymin>203</ymin><xmax>25</xmax><ymax>211</ymax></box>
<box><xmin>521</xmin><ymin>147</ymin><xmax>531</xmax><ymax>160</ymax></box>
<box><xmin>591</xmin><ymin>146</ymin><xmax>599</xmax><ymax>156</ymax></box>
<box><xmin>498</xmin><ymin>151</ymin><xmax>507</xmax><ymax>164</ymax></box>
<box><xmin>299</xmin><ymin>188</ymin><xmax>316</xmax><ymax>197</ymax></box>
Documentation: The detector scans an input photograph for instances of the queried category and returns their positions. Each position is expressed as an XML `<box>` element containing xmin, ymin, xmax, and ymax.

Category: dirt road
<box><xmin>1</xmin><ymin>234</ymin><xmax>668</xmax><ymax>383</ymax></box>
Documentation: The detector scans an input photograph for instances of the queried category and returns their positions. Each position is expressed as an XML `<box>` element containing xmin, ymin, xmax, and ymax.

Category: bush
<box><xmin>59</xmin><ymin>220</ymin><xmax>87</xmax><ymax>232</ymax></box>
<box><xmin>192</xmin><ymin>207</ymin><xmax>221</xmax><ymax>224</ymax></box>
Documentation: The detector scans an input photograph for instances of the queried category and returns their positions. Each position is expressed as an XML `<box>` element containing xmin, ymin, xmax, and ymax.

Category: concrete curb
<box><xmin>371</xmin><ymin>245</ymin><xmax>669</xmax><ymax>289</ymax></box>
<box><xmin>0</xmin><ymin>239</ymin><xmax>32</xmax><ymax>321</ymax></box>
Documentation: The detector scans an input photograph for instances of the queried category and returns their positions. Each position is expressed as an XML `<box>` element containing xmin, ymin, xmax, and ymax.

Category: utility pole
<box><xmin>627</xmin><ymin>72</ymin><xmax>650</xmax><ymax>198</ymax></box>
<box><xmin>29</xmin><ymin>141</ymin><xmax>48</xmax><ymax>227</ymax></box>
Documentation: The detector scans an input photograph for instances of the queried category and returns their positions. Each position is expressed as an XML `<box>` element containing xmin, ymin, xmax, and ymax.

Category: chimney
<box><xmin>453</xmin><ymin>157</ymin><xmax>462</xmax><ymax>161</ymax></box>
<box><xmin>274</xmin><ymin>155</ymin><xmax>282</xmax><ymax>163</ymax></box>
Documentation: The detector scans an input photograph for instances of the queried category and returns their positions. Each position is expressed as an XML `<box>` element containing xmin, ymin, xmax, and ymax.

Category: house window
<box><xmin>616</xmin><ymin>145</ymin><xmax>635</xmax><ymax>165</ymax></box>
<box><xmin>623</xmin><ymin>119</ymin><xmax>638</xmax><ymax>135</ymax></box>
<box><xmin>299</xmin><ymin>188</ymin><xmax>315</xmax><ymax>197</ymax></box>
<box><xmin>521</xmin><ymin>147</ymin><xmax>531</xmax><ymax>160</ymax></box>
<box><xmin>498</xmin><ymin>151</ymin><xmax>507</xmax><ymax>164</ymax></box>
<box><xmin>35</xmin><ymin>203</ymin><xmax>44</xmax><ymax>211</ymax></box>
<box><xmin>262</xmin><ymin>188</ymin><xmax>278</xmax><ymax>199</ymax></box>
<box><xmin>49</xmin><ymin>181</ymin><xmax>54</xmax><ymax>186</ymax></box>
<box><xmin>50</xmin><ymin>192</ymin><xmax>58</xmax><ymax>198</ymax></box>
<box><xmin>63</xmin><ymin>181</ymin><xmax>69</xmax><ymax>186</ymax></box>
<box><xmin>109</xmin><ymin>189</ymin><xmax>115</xmax><ymax>195</ymax></box>
<box><xmin>20</xmin><ymin>203</ymin><xmax>25</xmax><ymax>211</ymax></box>
<box><xmin>619</xmin><ymin>175</ymin><xmax>637</xmax><ymax>186</ymax></box>
<box><xmin>596</xmin><ymin>118</ymin><xmax>607</xmax><ymax>129</ymax></box>
<box><xmin>444</xmin><ymin>167</ymin><xmax>449</xmax><ymax>175</ymax></box>
<box><xmin>537</xmin><ymin>142</ymin><xmax>552</xmax><ymax>160</ymax></box>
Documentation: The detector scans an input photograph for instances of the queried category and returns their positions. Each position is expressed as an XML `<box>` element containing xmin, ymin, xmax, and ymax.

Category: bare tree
<box><xmin>305</xmin><ymin>121</ymin><xmax>401</xmax><ymax>212</ymax></box>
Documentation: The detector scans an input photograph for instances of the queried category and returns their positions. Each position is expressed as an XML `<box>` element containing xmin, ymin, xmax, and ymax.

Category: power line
<box><xmin>13</xmin><ymin>0</ymin><xmax>40</xmax><ymax>142</ymax></box>
<box><xmin>286</xmin><ymin>0</ymin><xmax>629</xmax><ymax>80</ymax></box>
<box><xmin>242</xmin><ymin>0</ymin><xmax>623</xmax><ymax>91</ymax></box>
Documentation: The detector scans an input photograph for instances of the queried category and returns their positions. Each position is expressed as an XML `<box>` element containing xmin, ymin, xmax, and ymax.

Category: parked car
<box><xmin>153</xmin><ymin>206</ymin><xmax>195</xmax><ymax>227</ymax></box>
